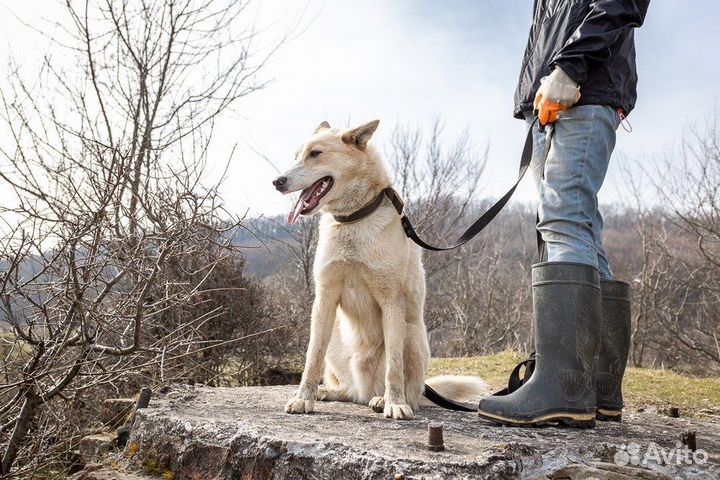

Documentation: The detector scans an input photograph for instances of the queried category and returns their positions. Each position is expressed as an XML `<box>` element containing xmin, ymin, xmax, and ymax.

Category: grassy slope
<box><xmin>429</xmin><ymin>351</ymin><xmax>720</xmax><ymax>417</ymax></box>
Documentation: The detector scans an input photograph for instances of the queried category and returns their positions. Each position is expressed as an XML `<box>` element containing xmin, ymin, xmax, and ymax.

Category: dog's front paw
<box><xmin>368</xmin><ymin>396</ymin><xmax>385</xmax><ymax>413</ymax></box>
<box><xmin>384</xmin><ymin>402</ymin><xmax>414</xmax><ymax>420</ymax></box>
<box><xmin>285</xmin><ymin>396</ymin><xmax>315</xmax><ymax>414</ymax></box>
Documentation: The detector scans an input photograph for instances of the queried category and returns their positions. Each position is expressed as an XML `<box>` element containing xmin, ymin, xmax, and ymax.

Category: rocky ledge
<box><xmin>84</xmin><ymin>385</ymin><xmax>719</xmax><ymax>479</ymax></box>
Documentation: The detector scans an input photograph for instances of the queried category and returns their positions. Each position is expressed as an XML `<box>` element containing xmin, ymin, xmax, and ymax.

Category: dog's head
<box><xmin>273</xmin><ymin>119</ymin><xmax>386</xmax><ymax>224</ymax></box>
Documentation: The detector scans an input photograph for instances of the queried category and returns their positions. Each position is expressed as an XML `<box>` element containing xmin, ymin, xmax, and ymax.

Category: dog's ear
<box><xmin>342</xmin><ymin>120</ymin><xmax>379</xmax><ymax>150</ymax></box>
<box><xmin>314</xmin><ymin>121</ymin><xmax>331</xmax><ymax>134</ymax></box>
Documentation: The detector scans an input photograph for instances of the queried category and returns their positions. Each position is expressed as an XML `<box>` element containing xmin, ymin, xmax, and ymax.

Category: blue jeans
<box><xmin>525</xmin><ymin>105</ymin><xmax>619</xmax><ymax>280</ymax></box>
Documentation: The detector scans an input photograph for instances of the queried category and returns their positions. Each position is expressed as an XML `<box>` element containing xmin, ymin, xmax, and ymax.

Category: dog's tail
<box><xmin>420</xmin><ymin>375</ymin><xmax>490</xmax><ymax>411</ymax></box>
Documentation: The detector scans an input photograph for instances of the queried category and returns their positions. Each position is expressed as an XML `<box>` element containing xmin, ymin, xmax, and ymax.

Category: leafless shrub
<box><xmin>620</xmin><ymin>116</ymin><xmax>720</xmax><ymax>372</ymax></box>
<box><xmin>386</xmin><ymin>121</ymin><xmax>535</xmax><ymax>355</ymax></box>
<box><xmin>0</xmin><ymin>0</ymin><xmax>280</xmax><ymax>476</ymax></box>
<box><xmin>388</xmin><ymin>120</ymin><xmax>487</xmax><ymax>276</ymax></box>
<box><xmin>257</xmin><ymin>217</ymin><xmax>318</xmax><ymax>363</ymax></box>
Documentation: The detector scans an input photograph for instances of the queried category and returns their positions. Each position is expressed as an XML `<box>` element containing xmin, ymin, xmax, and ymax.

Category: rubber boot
<box><xmin>478</xmin><ymin>262</ymin><xmax>601</xmax><ymax>428</ymax></box>
<box><xmin>596</xmin><ymin>280</ymin><xmax>631</xmax><ymax>422</ymax></box>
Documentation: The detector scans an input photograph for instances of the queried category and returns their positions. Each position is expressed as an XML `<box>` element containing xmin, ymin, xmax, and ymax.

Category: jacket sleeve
<box><xmin>551</xmin><ymin>0</ymin><xmax>650</xmax><ymax>84</ymax></box>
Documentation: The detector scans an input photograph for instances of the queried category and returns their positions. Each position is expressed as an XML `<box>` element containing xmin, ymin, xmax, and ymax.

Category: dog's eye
<box><xmin>309</xmin><ymin>150</ymin><xmax>322</xmax><ymax>158</ymax></box>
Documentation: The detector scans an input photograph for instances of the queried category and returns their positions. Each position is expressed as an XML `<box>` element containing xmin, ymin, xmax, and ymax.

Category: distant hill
<box><xmin>229</xmin><ymin>215</ymin><xmax>300</xmax><ymax>278</ymax></box>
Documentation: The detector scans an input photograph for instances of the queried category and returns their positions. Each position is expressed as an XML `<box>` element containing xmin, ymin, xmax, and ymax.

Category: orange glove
<box><xmin>533</xmin><ymin>67</ymin><xmax>581</xmax><ymax>125</ymax></box>
<box><xmin>534</xmin><ymin>95</ymin><xmax>567</xmax><ymax>125</ymax></box>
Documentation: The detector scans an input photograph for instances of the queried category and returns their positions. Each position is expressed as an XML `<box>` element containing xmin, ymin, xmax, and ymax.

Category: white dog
<box><xmin>273</xmin><ymin>120</ymin><xmax>487</xmax><ymax>419</ymax></box>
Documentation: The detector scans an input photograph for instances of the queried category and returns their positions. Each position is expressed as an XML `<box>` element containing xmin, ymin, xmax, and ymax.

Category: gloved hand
<box><xmin>533</xmin><ymin>67</ymin><xmax>581</xmax><ymax>125</ymax></box>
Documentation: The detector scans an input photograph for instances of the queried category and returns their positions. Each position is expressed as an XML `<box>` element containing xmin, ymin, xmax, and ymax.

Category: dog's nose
<box><xmin>272</xmin><ymin>176</ymin><xmax>288</xmax><ymax>192</ymax></box>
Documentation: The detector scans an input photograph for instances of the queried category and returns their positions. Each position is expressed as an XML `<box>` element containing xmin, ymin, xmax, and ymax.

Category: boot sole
<box><xmin>477</xmin><ymin>409</ymin><xmax>596</xmax><ymax>428</ymax></box>
<box><xmin>596</xmin><ymin>408</ymin><xmax>622</xmax><ymax>422</ymax></box>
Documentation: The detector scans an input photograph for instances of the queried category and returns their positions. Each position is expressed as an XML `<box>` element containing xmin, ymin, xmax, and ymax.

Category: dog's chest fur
<box><xmin>316</xmin><ymin>204</ymin><xmax>407</xmax><ymax>269</ymax></box>
<box><xmin>314</xmin><ymin>203</ymin><xmax>417</xmax><ymax>326</ymax></box>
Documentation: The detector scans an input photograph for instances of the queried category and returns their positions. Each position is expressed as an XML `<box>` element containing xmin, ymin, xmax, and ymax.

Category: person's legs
<box><xmin>593</xmin><ymin>208</ymin><xmax>613</xmax><ymax>280</ymax></box>
<box><xmin>526</xmin><ymin>105</ymin><xmax>617</xmax><ymax>278</ymax></box>
<box><xmin>478</xmin><ymin>107</ymin><xmax>619</xmax><ymax>428</ymax></box>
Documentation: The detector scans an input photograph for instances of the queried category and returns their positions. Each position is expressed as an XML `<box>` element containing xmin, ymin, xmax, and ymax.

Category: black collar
<box><xmin>332</xmin><ymin>187</ymin><xmax>404</xmax><ymax>224</ymax></box>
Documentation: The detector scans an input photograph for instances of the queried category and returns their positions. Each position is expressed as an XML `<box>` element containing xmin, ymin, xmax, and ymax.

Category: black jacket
<box><xmin>514</xmin><ymin>0</ymin><xmax>650</xmax><ymax>119</ymax></box>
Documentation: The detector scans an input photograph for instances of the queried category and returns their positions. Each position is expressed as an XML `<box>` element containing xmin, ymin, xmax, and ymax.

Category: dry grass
<box><xmin>429</xmin><ymin>351</ymin><xmax>720</xmax><ymax>417</ymax></box>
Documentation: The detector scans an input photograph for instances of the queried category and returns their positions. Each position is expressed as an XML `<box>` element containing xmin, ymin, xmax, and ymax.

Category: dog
<box><xmin>273</xmin><ymin>120</ymin><xmax>488</xmax><ymax>419</ymax></box>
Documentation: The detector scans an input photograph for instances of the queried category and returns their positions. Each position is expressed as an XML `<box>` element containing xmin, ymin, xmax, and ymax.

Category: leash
<box><xmin>334</xmin><ymin>118</ymin><xmax>542</xmax><ymax>253</ymax></box>
<box><xmin>535</xmin><ymin>122</ymin><xmax>555</xmax><ymax>260</ymax></box>
<box><xmin>423</xmin><ymin>383</ymin><xmax>476</xmax><ymax>412</ymax></box>
<box><xmin>400</xmin><ymin>117</ymin><xmax>534</xmax><ymax>251</ymax></box>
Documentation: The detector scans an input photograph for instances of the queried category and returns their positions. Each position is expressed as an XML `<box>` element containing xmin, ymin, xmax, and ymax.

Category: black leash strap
<box><xmin>535</xmin><ymin>123</ymin><xmax>555</xmax><ymax>260</ymax></box>
<box><xmin>335</xmin><ymin>118</ymin><xmax>544</xmax><ymax>254</ymax></box>
<box><xmin>423</xmin><ymin>383</ymin><xmax>476</xmax><ymax>412</ymax></box>
<box><xmin>401</xmin><ymin>118</ymin><xmax>538</xmax><ymax>251</ymax></box>
<box><xmin>491</xmin><ymin>352</ymin><xmax>536</xmax><ymax>396</ymax></box>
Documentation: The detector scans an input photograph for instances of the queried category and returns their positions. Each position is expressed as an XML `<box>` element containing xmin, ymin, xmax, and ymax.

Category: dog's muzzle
<box><xmin>273</xmin><ymin>176</ymin><xmax>288</xmax><ymax>192</ymax></box>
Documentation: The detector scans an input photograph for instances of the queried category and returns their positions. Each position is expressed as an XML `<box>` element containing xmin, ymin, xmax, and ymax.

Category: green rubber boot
<box><xmin>478</xmin><ymin>262</ymin><xmax>601</xmax><ymax>428</ymax></box>
<box><xmin>596</xmin><ymin>280</ymin><xmax>631</xmax><ymax>422</ymax></box>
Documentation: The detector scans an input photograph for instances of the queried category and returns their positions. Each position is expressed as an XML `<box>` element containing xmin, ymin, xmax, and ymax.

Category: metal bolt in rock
<box><xmin>427</xmin><ymin>422</ymin><xmax>445</xmax><ymax>452</ymax></box>
<box><xmin>136</xmin><ymin>387</ymin><xmax>152</xmax><ymax>410</ymax></box>
<box><xmin>130</xmin><ymin>387</ymin><xmax>152</xmax><ymax>427</ymax></box>
<box><xmin>681</xmin><ymin>430</ymin><xmax>697</xmax><ymax>452</ymax></box>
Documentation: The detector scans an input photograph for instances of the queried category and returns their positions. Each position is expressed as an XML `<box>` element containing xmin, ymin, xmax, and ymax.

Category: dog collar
<box><xmin>333</xmin><ymin>187</ymin><xmax>404</xmax><ymax>224</ymax></box>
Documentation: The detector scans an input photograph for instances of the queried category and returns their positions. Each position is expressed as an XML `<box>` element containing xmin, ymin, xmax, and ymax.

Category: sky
<box><xmin>1</xmin><ymin>1</ymin><xmax>719</xmax><ymax>219</ymax></box>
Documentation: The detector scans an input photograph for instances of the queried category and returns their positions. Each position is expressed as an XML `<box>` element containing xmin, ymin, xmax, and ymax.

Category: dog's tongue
<box><xmin>288</xmin><ymin>197</ymin><xmax>305</xmax><ymax>225</ymax></box>
<box><xmin>288</xmin><ymin>180</ymin><xmax>324</xmax><ymax>225</ymax></box>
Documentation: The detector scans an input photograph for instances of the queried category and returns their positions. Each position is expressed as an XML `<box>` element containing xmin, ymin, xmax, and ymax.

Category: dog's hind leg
<box><xmin>317</xmin><ymin>386</ymin><xmax>349</xmax><ymax>402</ymax></box>
<box><xmin>318</xmin><ymin>370</ymin><xmax>350</xmax><ymax>402</ymax></box>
